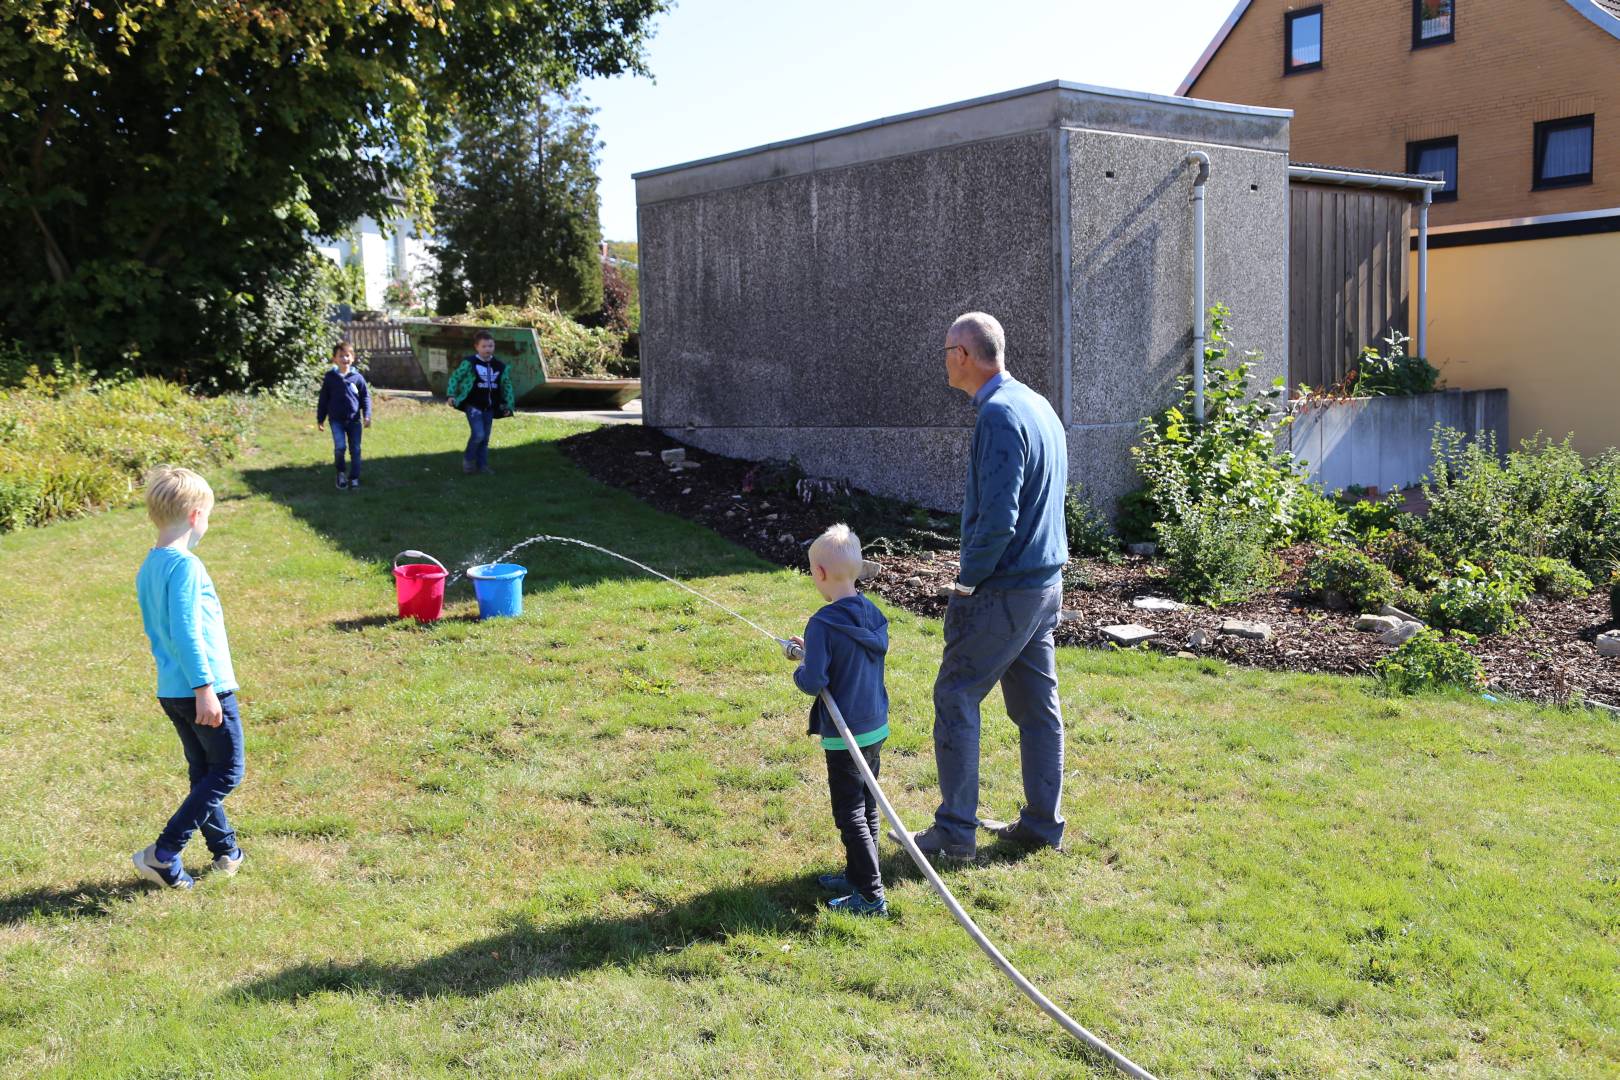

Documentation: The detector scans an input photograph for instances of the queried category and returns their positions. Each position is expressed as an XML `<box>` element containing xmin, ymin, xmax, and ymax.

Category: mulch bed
<box><xmin>559</xmin><ymin>425</ymin><xmax>1620</xmax><ymax>710</ymax></box>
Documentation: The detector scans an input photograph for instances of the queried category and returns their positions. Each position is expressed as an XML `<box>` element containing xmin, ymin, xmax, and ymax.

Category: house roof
<box><xmin>1178</xmin><ymin>0</ymin><xmax>1619</xmax><ymax>97</ymax></box>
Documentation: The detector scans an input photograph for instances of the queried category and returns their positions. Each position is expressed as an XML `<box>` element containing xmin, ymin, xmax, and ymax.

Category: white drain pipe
<box><xmin>1185</xmin><ymin>150</ymin><xmax>1212</xmax><ymax>423</ymax></box>
<box><xmin>1416</xmin><ymin>185</ymin><xmax>1432</xmax><ymax>360</ymax></box>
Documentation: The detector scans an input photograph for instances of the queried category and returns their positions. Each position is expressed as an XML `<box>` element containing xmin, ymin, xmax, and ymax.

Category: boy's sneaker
<box><xmin>211</xmin><ymin>848</ymin><xmax>244</xmax><ymax>876</ymax></box>
<box><xmin>477</xmin><ymin>466</ymin><xmax>495</xmax><ymax>475</ymax></box>
<box><xmin>347</xmin><ymin>477</ymin><xmax>361</xmax><ymax>490</ymax></box>
<box><xmin>462</xmin><ymin>461</ymin><xmax>477</xmax><ymax>475</ymax></box>
<box><xmin>335</xmin><ymin>474</ymin><xmax>348</xmax><ymax>490</ymax></box>
<box><xmin>816</xmin><ymin>873</ymin><xmax>851</xmax><ymax>894</ymax></box>
<box><xmin>132</xmin><ymin>845</ymin><xmax>193</xmax><ymax>889</ymax></box>
<box><xmin>826</xmin><ymin>892</ymin><xmax>888</xmax><ymax>917</ymax></box>
<box><xmin>890</xmin><ymin>825</ymin><xmax>975</xmax><ymax>860</ymax></box>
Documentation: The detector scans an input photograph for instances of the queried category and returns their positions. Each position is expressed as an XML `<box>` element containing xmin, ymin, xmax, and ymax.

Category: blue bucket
<box><xmin>466</xmin><ymin>562</ymin><xmax>527</xmax><ymax>619</ymax></box>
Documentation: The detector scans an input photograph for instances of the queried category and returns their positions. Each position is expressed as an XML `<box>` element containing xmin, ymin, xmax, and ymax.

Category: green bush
<box><xmin>1370</xmin><ymin>531</ymin><xmax>1446</xmax><ymax>590</ymax></box>
<box><xmin>1375</xmin><ymin>629</ymin><xmax>1486</xmax><ymax>694</ymax></box>
<box><xmin>1064</xmin><ymin>486</ymin><xmax>1118</xmax><ymax>561</ymax></box>
<box><xmin>1289</xmin><ymin>484</ymin><xmax>1349</xmax><ymax>544</ymax></box>
<box><xmin>1301</xmin><ymin>546</ymin><xmax>1400</xmax><ymax>612</ymax></box>
<box><xmin>1130</xmin><ymin>304</ymin><xmax>1309</xmax><ymax>546</ymax></box>
<box><xmin>1348</xmin><ymin>330</ymin><xmax>1439</xmax><ymax>397</ymax></box>
<box><xmin>1115</xmin><ymin>487</ymin><xmax>1157</xmax><ymax>545</ymax></box>
<box><xmin>0</xmin><ymin>374</ymin><xmax>254</xmax><ymax>531</ymax></box>
<box><xmin>1343</xmin><ymin>490</ymin><xmax>1405</xmax><ymax>542</ymax></box>
<box><xmin>1160</xmin><ymin>504</ymin><xmax>1279</xmax><ymax>606</ymax></box>
<box><xmin>1515</xmin><ymin>555</ymin><xmax>1594</xmax><ymax>600</ymax></box>
<box><xmin>1426</xmin><ymin>562</ymin><xmax>1526</xmax><ymax>636</ymax></box>
<box><xmin>449</xmin><ymin>293</ymin><xmax>637</xmax><ymax>379</ymax></box>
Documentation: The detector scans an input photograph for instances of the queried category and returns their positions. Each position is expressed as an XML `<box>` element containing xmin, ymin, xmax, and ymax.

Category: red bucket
<box><xmin>393</xmin><ymin>550</ymin><xmax>448</xmax><ymax>623</ymax></box>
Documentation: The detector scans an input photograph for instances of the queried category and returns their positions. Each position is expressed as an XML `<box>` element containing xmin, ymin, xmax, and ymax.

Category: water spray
<box><xmin>440</xmin><ymin>535</ymin><xmax>1158</xmax><ymax>1079</ymax></box>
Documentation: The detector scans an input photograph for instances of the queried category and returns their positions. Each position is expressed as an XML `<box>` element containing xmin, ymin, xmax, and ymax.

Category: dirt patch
<box><xmin>560</xmin><ymin>426</ymin><xmax>1620</xmax><ymax>709</ymax></box>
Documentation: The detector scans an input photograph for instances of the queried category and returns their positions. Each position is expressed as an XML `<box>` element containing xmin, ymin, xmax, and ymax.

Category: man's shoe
<box><xmin>889</xmin><ymin>825</ymin><xmax>975</xmax><ymax>860</ymax></box>
<box><xmin>335</xmin><ymin>474</ymin><xmax>348</xmax><ymax>490</ymax></box>
<box><xmin>211</xmin><ymin>848</ymin><xmax>244</xmax><ymax>876</ymax></box>
<box><xmin>826</xmin><ymin>892</ymin><xmax>888</xmax><ymax>917</ymax></box>
<box><xmin>816</xmin><ymin>873</ymin><xmax>851</xmax><ymax>894</ymax></box>
<box><xmin>982</xmin><ymin>817</ymin><xmax>1063</xmax><ymax>852</ymax></box>
<box><xmin>132</xmin><ymin>845</ymin><xmax>194</xmax><ymax>889</ymax></box>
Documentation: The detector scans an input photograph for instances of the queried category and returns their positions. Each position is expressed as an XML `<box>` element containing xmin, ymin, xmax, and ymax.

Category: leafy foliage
<box><xmin>1131</xmin><ymin>303</ymin><xmax>1307</xmax><ymax>545</ymax></box>
<box><xmin>0</xmin><ymin>372</ymin><xmax>253</xmax><ymax>531</ymax></box>
<box><xmin>1064</xmin><ymin>486</ymin><xmax>1118</xmax><ymax>561</ymax></box>
<box><xmin>1289</xmin><ymin>484</ymin><xmax>1349</xmax><ymax>544</ymax></box>
<box><xmin>1425</xmin><ymin>562</ymin><xmax>1526</xmax><ymax>636</ymax></box>
<box><xmin>432</xmin><ymin>87</ymin><xmax>606</xmax><ymax>318</ymax></box>
<box><xmin>1348</xmin><ymin>330</ymin><xmax>1439</xmax><ymax>397</ymax></box>
<box><xmin>1301</xmin><ymin>546</ymin><xmax>1401</xmax><ymax>613</ymax></box>
<box><xmin>446</xmin><ymin>295</ymin><xmax>635</xmax><ymax>379</ymax></box>
<box><xmin>1370</xmin><ymin>531</ymin><xmax>1446</xmax><ymax>590</ymax></box>
<box><xmin>1375</xmin><ymin>629</ymin><xmax>1487</xmax><ymax>695</ymax></box>
<box><xmin>1</xmin><ymin>0</ymin><xmax>666</xmax><ymax>384</ymax></box>
<box><xmin>1514</xmin><ymin>556</ymin><xmax>1594</xmax><ymax>600</ymax></box>
<box><xmin>1159</xmin><ymin>504</ymin><xmax>1279</xmax><ymax>606</ymax></box>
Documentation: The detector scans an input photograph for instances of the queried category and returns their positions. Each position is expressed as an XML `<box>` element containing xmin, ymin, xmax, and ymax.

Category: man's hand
<box><xmin>194</xmin><ymin>685</ymin><xmax>223</xmax><ymax>728</ymax></box>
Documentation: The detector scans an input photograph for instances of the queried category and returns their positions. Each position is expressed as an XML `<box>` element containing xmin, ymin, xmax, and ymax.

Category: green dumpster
<box><xmin>401</xmin><ymin>321</ymin><xmax>641</xmax><ymax>408</ymax></box>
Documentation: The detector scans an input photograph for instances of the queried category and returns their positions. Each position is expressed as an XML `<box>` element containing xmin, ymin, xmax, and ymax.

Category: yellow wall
<box><xmin>1413</xmin><ymin>230</ymin><xmax>1620</xmax><ymax>456</ymax></box>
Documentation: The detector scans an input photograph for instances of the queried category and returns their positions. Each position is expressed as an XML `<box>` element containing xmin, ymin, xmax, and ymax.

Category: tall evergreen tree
<box><xmin>433</xmin><ymin>89</ymin><xmax>604</xmax><ymax>318</ymax></box>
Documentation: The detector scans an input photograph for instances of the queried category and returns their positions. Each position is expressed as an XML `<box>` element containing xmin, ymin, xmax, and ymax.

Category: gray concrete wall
<box><xmin>637</xmin><ymin>81</ymin><xmax>1291</xmax><ymax>514</ymax></box>
<box><xmin>1292</xmin><ymin>389</ymin><xmax>1509</xmax><ymax>493</ymax></box>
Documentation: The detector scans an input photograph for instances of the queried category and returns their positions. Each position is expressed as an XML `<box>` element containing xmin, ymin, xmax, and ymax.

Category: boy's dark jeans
<box><xmin>156</xmin><ymin>692</ymin><xmax>245</xmax><ymax>857</ymax></box>
<box><xmin>464</xmin><ymin>406</ymin><xmax>492</xmax><ymax>470</ymax></box>
<box><xmin>825</xmin><ymin>738</ymin><xmax>885</xmax><ymax>901</ymax></box>
<box><xmin>331</xmin><ymin>419</ymin><xmax>363</xmax><ymax>480</ymax></box>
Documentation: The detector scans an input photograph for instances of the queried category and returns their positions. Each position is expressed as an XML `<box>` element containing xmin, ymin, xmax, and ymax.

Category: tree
<box><xmin>0</xmin><ymin>0</ymin><xmax>666</xmax><ymax>387</ymax></box>
<box><xmin>432</xmin><ymin>88</ymin><xmax>605</xmax><ymax>318</ymax></box>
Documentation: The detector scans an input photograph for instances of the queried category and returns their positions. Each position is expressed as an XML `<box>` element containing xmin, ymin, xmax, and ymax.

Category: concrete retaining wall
<box><xmin>1291</xmin><ymin>388</ymin><xmax>1509</xmax><ymax>493</ymax></box>
<box><xmin>637</xmin><ymin>80</ymin><xmax>1291</xmax><ymax>514</ymax></box>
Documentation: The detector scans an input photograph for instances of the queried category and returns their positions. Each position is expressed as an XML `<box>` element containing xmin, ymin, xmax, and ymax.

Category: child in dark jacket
<box><xmin>315</xmin><ymin>341</ymin><xmax>372</xmax><ymax>490</ymax></box>
<box><xmin>445</xmin><ymin>330</ymin><xmax>516</xmax><ymax>475</ymax></box>
<box><xmin>787</xmin><ymin>523</ymin><xmax>891</xmax><ymax>916</ymax></box>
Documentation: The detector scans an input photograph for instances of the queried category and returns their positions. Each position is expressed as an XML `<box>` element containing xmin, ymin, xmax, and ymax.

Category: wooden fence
<box><xmin>334</xmin><ymin>319</ymin><xmax>427</xmax><ymax>390</ymax></box>
<box><xmin>1288</xmin><ymin>183</ymin><xmax>1413</xmax><ymax>390</ymax></box>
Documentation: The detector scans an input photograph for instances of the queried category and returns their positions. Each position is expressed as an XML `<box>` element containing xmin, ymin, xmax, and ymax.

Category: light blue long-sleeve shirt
<box><xmin>136</xmin><ymin>547</ymin><xmax>238</xmax><ymax>697</ymax></box>
<box><xmin>958</xmin><ymin>374</ymin><xmax>1069</xmax><ymax>591</ymax></box>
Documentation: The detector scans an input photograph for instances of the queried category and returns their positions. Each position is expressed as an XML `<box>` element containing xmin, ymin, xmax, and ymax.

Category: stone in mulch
<box><xmin>1379</xmin><ymin>603</ymin><xmax>1425</xmax><ymax>624</ymax></box>
<box><xmin>1356</xmin><ymin>614</ymin><xmax>1403</xmax><ymax>633</ymax></box>
<box><xmin>1102</xmin><ymin>624</ymin><xmax>1161</xmax><ymax>646</ymax></box>
<box><xmin>1379</xmin><ymin>621</ymin><xmax>1425</xmax><ymax>647</ymax></box>
<box><xmin>1220</xmin><ymin>619</ymin><xmax>1273</xmax><ymax>641</ymax></box>
<box><xmin>1059</xmin><ymin>609</ymin><xmax>1084</xmax><ymax>624</ymax></box>
<box><xmin>1598</xmin><ymin>631</ymin><xmax>1620</xmax><ymax>658</ymax></box>
<box><xmin>1132</xmin><ymin>596</ymin><xmax>1185</xmax><ymax>612</ymax></box>
<box><xmin>1188</xmin><ymin>628</ymin><xmax>1216</xmax><ymax>649</ymax></box>
<box><xmin>1125</xmin><ymin>542</ymin><xmax>1158</xmax><ymax>557</ymax></box>
<box><xmin>660</xmin><ymin>448</ymin><xmax>686</xmax><ymax>464</ymax></box>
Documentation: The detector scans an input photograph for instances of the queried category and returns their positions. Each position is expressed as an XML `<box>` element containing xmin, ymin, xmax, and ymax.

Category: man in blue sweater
<box><xmin>904</xmin><ymin>311</ymin><xmax>1069</xmax><ymax>859</ymax></box>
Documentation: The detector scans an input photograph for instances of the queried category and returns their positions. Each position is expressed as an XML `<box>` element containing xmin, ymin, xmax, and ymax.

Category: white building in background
<box><xmin>313</xmin><ymin>197</ymin><xmax>436</xmax><ymax>312</ymax></box>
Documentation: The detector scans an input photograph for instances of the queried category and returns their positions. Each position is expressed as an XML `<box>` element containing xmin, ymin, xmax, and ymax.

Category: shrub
<box><xmin>1064</xmin><ymin>486</ymin><xmax>1118</xmax><ymax>561</ymax></box>
<box><xmin>1116</xmin><ymin>487</ymin><xmax>1157</xmax><ymax>545</ymax></box>
<box><xmin>1375</xmin><ymin>629</ymin><xmax>1487</xmax><ymax>694</ymax></box>
<box><xmin>1348</xmin><ymin>330</ymin><xmax>1439</xmax><ymax>397</ymax></box>
<box><xmin>1571</xmin><ymin>449</ymin><xmax>1620</xmax><ymax>578</ymax></box>
<box><xmin>1415</xmin><ymin>428</ymin><xmax>1512</xmax><ymax>564</ymax></box>
<box><xmin>1301</xmin><ymin>546</ymin><xmax>1400</xmax><ymax>612</ymax></box>
<box><xmin>1370</xmin><ymin>531</ymin><xmax>1446</xmax><ymax>590</ymax></box>
<box><xmin>1131</xmin><ymin>304</ymin><xmax>1309</xmax><ymax>546</ymax></box>
<box><xmin>1343</xmin><ymin>490</ymin><xmax>1405</xmax><ymax>542</ymax></box>
<box><xmin>1519</xmin><ymin>555</ymin><xmax>1594</xmax><ymax>600</ymax></box>
<box><xmin>1159</xmin><ymin>504</ymin><xmax>1279</xmax><ymax>606</ymax></box>
<box><xmin>1426</xmin><ymin>562</ymin><xmax>1526</xmax><ymax>636</ymax></box>
<box><xmin>0</xmin><ymin>374</ymin><xmax>253</xmax><ymax>531</ymax></box>
<box><xmin>1289</xmin><ymin>484</ymin><xmax>1349</xmax><ymax>544</ymax></box>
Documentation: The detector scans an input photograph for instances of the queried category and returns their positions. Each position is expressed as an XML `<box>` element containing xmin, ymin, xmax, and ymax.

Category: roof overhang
<box><xmin>1567</xmin><ymin>0</ymin><xmax>1620</xmax><ymax>41</ymax></box>
<box><xmin>1289</xmin><ymin>163</ymin><xmax>1446</xmax><ymax>193</ymax></box>
<box><xmin>1177</xmin><ymin>0</ymin><xmax>1254</xmax><ymax>96</ymax></box>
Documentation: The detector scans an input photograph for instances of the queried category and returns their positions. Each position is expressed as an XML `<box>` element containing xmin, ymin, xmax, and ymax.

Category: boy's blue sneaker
<box><xmin>816</xmin><ymin>873</ymin><xmax>852</xmax><ymax>894</ymax></box>
<box><xmin>132</xmin><ymin>845</ymin><xmax>194</xmax><ymax>889</ymax></box>
<box><xmin>826</xmin><ymin>892</ymin><xmax>888</xmax><ymax>917</ymax></box>
<box><xmin>211</xmin><ymin>848</ymin><xmax>244</xmax><ymax>876</ymax></box>
<box><xmin>335</xmin><ymin>474</ymin><xmax>348</xmax><ymax>490</ymax></box>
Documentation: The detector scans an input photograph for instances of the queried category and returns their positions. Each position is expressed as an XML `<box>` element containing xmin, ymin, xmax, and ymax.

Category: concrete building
<box><xmin>635</xmin><ymin>81</ymin><xmax>1291</xmax><ymax>514</ymax></box>
<box><xmin>1180</xmin><ymin>0</ymin><xmax>1620</xmax><ymax>455</ymax></box>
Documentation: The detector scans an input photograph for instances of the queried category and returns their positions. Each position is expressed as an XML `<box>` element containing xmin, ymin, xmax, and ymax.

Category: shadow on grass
<box><xmin>331</xmin><ymin>612</ymin><xmax>480</xmax><ymax>632</ymax></box>
<box><xmin>0</xmin><ymin>880</ymin><xmax>146</xmax><ymax>925</ymax></box>
<box><xmin>232</xmin><ymin>877</ymin><xmax>817</xmax><ymax>1002</ymax></box>
<box><xmin>237</xmin><ymin>430</ymin><xmax>768</xmax><ymax>599</ymax></box>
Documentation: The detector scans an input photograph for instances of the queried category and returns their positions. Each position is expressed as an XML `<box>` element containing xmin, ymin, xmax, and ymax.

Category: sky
<box><xmin>583</xmin><ymin>0</ymin><xmax>1242</xmax><ymax>241</ymax></box>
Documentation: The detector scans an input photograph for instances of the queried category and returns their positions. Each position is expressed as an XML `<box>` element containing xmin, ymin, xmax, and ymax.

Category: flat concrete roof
<box><xmin>634</xmin><ymin>80</ymin><xmax>1292</xmax><ymax>204</ymax></box>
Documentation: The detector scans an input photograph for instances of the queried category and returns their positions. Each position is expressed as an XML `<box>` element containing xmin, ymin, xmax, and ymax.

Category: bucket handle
<box><xmin>393</xmin><ymin>549</ymin><xmax>448</xmax><ymax>573</ymax></box>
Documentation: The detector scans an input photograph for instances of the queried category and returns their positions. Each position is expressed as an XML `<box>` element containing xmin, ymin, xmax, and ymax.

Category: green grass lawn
<box><xmin>1</xmin><ymin>399</ymin><xmax>1615</xmax><ymax>1078</ymax></box>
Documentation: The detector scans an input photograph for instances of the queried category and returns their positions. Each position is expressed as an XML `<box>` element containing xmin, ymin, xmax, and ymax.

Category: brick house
<box><xmin>1179</xmin><ymin>0</ymin><xmax>1620</xmax><ymax>454</ymax></box>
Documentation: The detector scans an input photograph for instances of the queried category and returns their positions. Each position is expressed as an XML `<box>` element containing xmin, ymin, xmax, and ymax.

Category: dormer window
<box><xmin>1285</xmin><ymin>7</ymin><xmax>1324</xmax><ymax>74</ymax></box>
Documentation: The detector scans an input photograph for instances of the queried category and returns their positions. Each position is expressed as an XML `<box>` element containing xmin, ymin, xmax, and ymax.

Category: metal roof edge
<box><xmin>1566</xmin><ymin>0</ymin><xmax>1620</xmax><ymax>41</ymax></box>
<box><xmin>1289</xmin><ymin>163</ymin><xmax>1445</xmax><ymax>190</ymax></box>
<box><xmin>1176</xmin><ymin>0</ymin><xmax>1254</xmax><ymax>96</ymax></box>
<box><xmin>632</xmin><ymin>77</ymin><xmax>1289</xmax><ymax>180</ymax></box>
<box><xmin>1425</xmin><ymin>205</ymin><xmax>1620</xmax><ymax>235</ymax></box>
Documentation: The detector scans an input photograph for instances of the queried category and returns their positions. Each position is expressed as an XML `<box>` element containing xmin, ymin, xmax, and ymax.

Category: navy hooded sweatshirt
<box><xmin>792</xmin><ymin>593</ymin><xmax>890</xmax><ymax>750</ymax></box>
